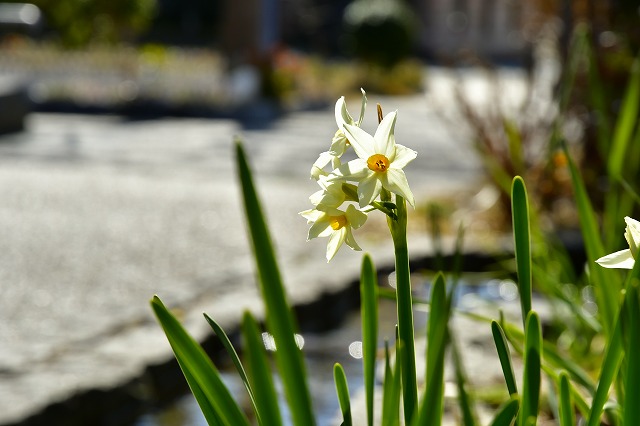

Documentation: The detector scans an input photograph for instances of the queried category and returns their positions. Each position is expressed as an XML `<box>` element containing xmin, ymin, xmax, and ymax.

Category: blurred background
<box><xmin>1</xmin><ymin>0</ymin><xmax>639</xmax><ymax>425</ymax></box>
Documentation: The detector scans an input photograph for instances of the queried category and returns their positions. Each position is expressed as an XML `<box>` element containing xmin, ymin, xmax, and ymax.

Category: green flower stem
<box><xmin>388</xmin><ymin>195</ymin><xmax>418</xmax><ymax>423</ymax></box>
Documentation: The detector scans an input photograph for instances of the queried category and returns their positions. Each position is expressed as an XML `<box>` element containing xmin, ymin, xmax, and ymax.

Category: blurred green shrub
<box><xmin>6</xmin><ymin>0</ymin><xmax>157</xmax><ymax>47</ymax></box>
<box><xmin>342</xmin><ymin>0</ymin><xmax>417</xmax><ymax>67</ymax></box>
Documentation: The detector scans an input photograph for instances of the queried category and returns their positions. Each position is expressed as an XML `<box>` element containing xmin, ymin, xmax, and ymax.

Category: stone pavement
<box><xmin>0</xmin><ymin>68</ymin><xmax>528</xmax><ymax>424</ymax></box>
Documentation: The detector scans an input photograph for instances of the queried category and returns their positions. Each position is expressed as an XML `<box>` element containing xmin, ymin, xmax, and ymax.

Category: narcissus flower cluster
<box><xmin>300</xmin><ymin>90</ymin><xmax>417</xmax><ymax>261</ymax></box>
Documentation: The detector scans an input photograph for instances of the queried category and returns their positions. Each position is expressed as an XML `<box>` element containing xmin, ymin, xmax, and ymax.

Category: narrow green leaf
<box><xmin>489</xmin><ymin>397</ymin><xmax>519</xmax><ymax>426</ymax></box>
<box><xmin>450</xmin><ymin>325</ymin><xmax>478</xmax><ymax>426</ymax></box>
<box><xmin>241</xmin><ymin>312</ymin><xmax>283</xmax><ymax>426</ymax></box>
<box><xmin>586</xmin><ymin>308</ymin><xmax>625</xmax><ymax>426</ymax></box>
<box><xmin>608</xmin><ymin>57</ymin><xmax>640</xmax><ymax>177</ymax></box>
<box><xmin>334</xmin><ymin>363</ymin><xmax>352</xmax><ymax>426</ymax></box>
<box><xmin>491</xmin><ymin>321</ymin><xmax>518</xmax><ymax>396</ymax></box>
<box><xmin>151</xmin><ymin>296</ymin><xmax>250</xmax><ymax>426</ymax></box>
<box><xmin>557</xmin><ymin>372</ymin><xmax>575</xmax><ymax>426</ymax></box>
<box><xmin>564</xmin><ymin>145</ymin><xmax>618</xmax><ymax>337</ymax></box>
<box><xmin>417</xmin><ymin>273</ymin><xmax>448</xmax><ymax>426</ymax></box>
<box><xmin>623</xmin><ymin>281</ymin><xmax>640</xmax><ymax>426</ymax></box>
<box><xmin>519</xmin><ymin>311</ymin><xmax>541</xmax><ymax>426</ymax></box>
<box><xmin>204</xmin><ymin>313</ymin><xmax>260</xmax><ymax>422</ymax></box>
<box><xmin>381</xmin><ymin>341</ymin><xmax>401</xmax><ymax>426</ymax></box>
<box><xmin>511</xmin><ymin>176</ymin><xmax>532</xmax><ymax>326</ymax></box>
<box><xmin>235</xmin><ymin>141</ymin><xmax>315</xmax><ymax>425</ymax></box>
<box><xmin>360</xmin><ymin>254</ymin><xmax>378</xmax><ymax>426</ymax></box>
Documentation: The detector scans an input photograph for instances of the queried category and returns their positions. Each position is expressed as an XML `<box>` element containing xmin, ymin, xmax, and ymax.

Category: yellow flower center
<box><xmin>329</xmin><ymin>215</ymin><xmax>347</xmax><ymax>230</ymax></box>
<box><xmin>367</xmin><ymin>154</ymin><xmax>390</xmax><ymax>173</ymax></box>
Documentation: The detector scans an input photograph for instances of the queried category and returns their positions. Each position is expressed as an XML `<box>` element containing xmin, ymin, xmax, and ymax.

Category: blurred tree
<box><xmin>342</xmin><ymin>0</ymin><xmax>417</xmax><ymax>67</ymax></box>
<box><xmin>5</xmin><ymin>0</ymin><xmax>157</xmax><ymax>47</ymax></box>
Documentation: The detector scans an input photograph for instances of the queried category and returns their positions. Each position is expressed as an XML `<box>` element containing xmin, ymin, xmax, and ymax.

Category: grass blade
<box><xmin>586</xmin><ymin>306</ymin><xmax>625</xmax><ymax>426</ymax></box>
<box><xmin>450</xmin><ymin>325</ymin><xmax>478</xmax><ymax>426</ymax></box>
<box><xmin>564</xmin><ymin>145</ymin><xmax>618</xmax><ymax>337</ymax></box>
<box><xmin>151</xmin><ymin>296</ymin><xmax>250</xmax><ymax>426</ymax></box>
<box><xmin>491</xmin><ymin>321</ymin><xmax>518</xmax><ymax>396</ymax></box>
<box><xmin>511</xmin><ymin>177</ymin><xmax>532</xmax><ymax>326</ymax></box>
<box><xmin>361</xmin><ymin>254</ymin><xmax>379</xmax><ymax>426</ymax></box>
<box><xmin>235</xmin><ymin>141</ymin><xmax>315</xmax><ymax>425</ymax></box>
<box><xmin>334</xmin><ymin>363</ymin><xmax>352</xmax><ymax>426</ymax></box>
<box><xmin>623</xmin><ymin>280</ymin><xmax>640</xmax><ymax>425</ymax></box>
<box><xmin>557</xmin><ymin>372</ymin><xmax>575</xmax><ymax>426</ymax></box>
<box><xmin>519</xmin><ymin>311</ymin><xmax>541</xmax><ymax>426</ymax></box>
<box><xmin>204</xmin><ymin>313</ymin><xmax>260</xmax><ymax>421</ymax></box>
<box><xmin>489</xmin><ymin>396</ymin><xmax>519</xmax><ymax>426</ymax></box>
<box><xmin>416</xmin><ymin>272</ymin><xmax>448</xmax><ymax>426</ymax></box>
<box><xmin>608</xmin><ymin>57</ymin><xmax>640</xmax><ymax>178</ymax></box>
<box><xmin>381</xmin><ymin>340</ymin><xmax>401</xmax><ymax>426</ymax></box>
<box><xmin>241</xmin><ymin>312</ymin><xmax>283</xmax><ymax>426</ymax></box>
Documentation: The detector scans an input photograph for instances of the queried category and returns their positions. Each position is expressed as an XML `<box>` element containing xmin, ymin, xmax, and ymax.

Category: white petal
<box><xmin>299</xmin><ymin>209</ymin><xmax>322</xmax><ymax>222</ymax></box>
<box><xmin>329</xmin><ymin>159</ymin><xmax>370</xmax><ymax>181</ymax></box>
<box><xmin>596</xmin><ymin>249</ymin><xmax>635</xmax><ymax>269</ymax></box>
<box><xmin>358</xmin><ymin>173</ymin><xmax>383</xmax><ymax>207</ymax></box>
<box><xmin>335</xmin><ymin>96</ymin><xmax>354</xmax><ymax>127</ymax></box>
<box><xmin>329</xmin><ymin>131</ymin><xmax>348</xmax><ymax>157</ymax></box>
<box><xmin>356</xmin><ymin>88</ymin><xmax>367</xmax><ymax>125</ymax></box>
<box><xmin>625</xmin><ymin>216</ymin><xmax>640</xmax><ymax>257</ymax></box>
<box><xmin>326</xmin><ymin>228</ymin><xmax>346</xmax><ymax>261</ymax></box>
<box><xmin>373</xmin><ymin>111</ymin><xmax>397</xmax><ymax>158</ymax></box>
<box><xmin>345</xmin><ymin>204</ymin><xmax>368</xmax><ymax>229</ymax></box>
<box><xmin>383</xmin><ymin>168</ymin><xmax>415</xmax><ymax>207</ymax></box>
<box><xmin>344</xmin><ymin>227</ymin><xmax>362</xmax><ymax>251</ymax></box>
<box><xmin>343</xmin><ymin>123</ymin><xmax>375</xmax><ymax>160</ymax></box>
<box><xmin>391</xmin><ymin>144</ymin><xmax>417</xmax><ymax>169</ymax></box>
<box><xmin>308</xmin><ymin>217</ymin><xmax>332</xmax><ymax>239</ymax></box>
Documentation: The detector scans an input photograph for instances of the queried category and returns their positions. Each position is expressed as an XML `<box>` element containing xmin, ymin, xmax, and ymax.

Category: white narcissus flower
<box><xmin>329</xmin><ymin>110</ymin><xmax>417</xmax><ymax>208</ymax></box>
<box><xmin>596</xmin><ymin>216</ymin><xmax>640</xmax><ymax>269</ymax></box>
<box><xmin>299</xmin><ymin>205</ymin><xmax>368</xmax><ymax>262</ymax></box>
<box><xmin>329</xmin><ymin>88</ymin><xmax>367</xmax><ymax>157</ymax></box>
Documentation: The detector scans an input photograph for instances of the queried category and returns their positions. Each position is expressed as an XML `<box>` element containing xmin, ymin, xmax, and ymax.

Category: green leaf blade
<box><xmin>241</xmin><ymin>312</ymin><xmax>283</xmax><ymax>426</ymax></box>
<box><xmin>235</xmin><ymin>141</ymin><xmax>315</xmax><ymax>425</ymax></box>
<box><xmin>151</xmin><ymin>296</ymin><xmax>250</xmax><ymax>426</ymax></box>
<box><xmin>511</xmin><ymin>176</ymin><xmax>532</xmax><ymax>326</ymax></box>
<box><xmin>334</xmin><ymin>363</ymin><xmax>352</xmax><ymax>426</ymax></box>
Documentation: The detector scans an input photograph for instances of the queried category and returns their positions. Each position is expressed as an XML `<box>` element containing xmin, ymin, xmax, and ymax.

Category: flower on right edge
<box><xmin>596</xmin><ymin>216</ymin><xmax>640</xmax><ymax>269</ymax></box>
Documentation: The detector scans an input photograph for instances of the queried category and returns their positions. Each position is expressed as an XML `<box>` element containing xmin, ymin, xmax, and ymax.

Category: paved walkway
<box><xmin>0</xmin><ymin>68</ymin><xmax>528</xmax><ymax>424</ymax></box>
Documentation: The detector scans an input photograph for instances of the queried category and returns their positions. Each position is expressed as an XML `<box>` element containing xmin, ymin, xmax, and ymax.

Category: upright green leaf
<box><xmin>564</xmin><ymin>146</ymin><xmax>618</xmax><ymax>337</ymax></box>
<box><xmin>489</xmin><ymin>396</ymin><xmax>519</xmax><ymax>426</ymax></box>
<box><xmin>623</xmin><ymin>281</ymin><xmax>640</xmax><ymax>426</ymax></box>
<box><xmin>361</xmin><ymin>254</ymin><xmax>378</xmax><ymax>426</ymax></box>
<box><xmin>511</xmin><ymin>177</ymin><xmax>532</xmax><ymax>326</ymax></box>
<box><xmin>608</xmin><ymin>57</ymin><xmax>640</xmax><ymax>178</ymax></box>
<box><xmin>334</xmin><ymin>363</ymin><xmax>352</xmax><ymax>426</ymax></box>
<box><xmin>235</xmin><ymin>141</ymin><xmax>315</xmax><ymax>425</ymax></box>
<box><xmin>557</xmin><ymin>372</ymin><xmax>575</xmax><ymax>426</ymax></box>
<box><xmin>241</xmin><ymin>312</ymin><xmax>283</xmax><ymax>426</ymax></box>
<box><xmin>491</xmin><ymin>321</ymin><xmax>518</xmax><ymax>396</ymax></box>
<box><xmin>151</xmin><ymin>296</ymin><xmax>250</xmax><ymax>426</ymax></box>
<box><xmin>586</xmin><ymin>306</ymin><xmax>625</xmax><ymax>426</ymax></box>
<box><xmin>204</xmin><ymin>313</ymin><xmax>260</xmax><ymax>423</ymax></box>
<box><xmin>381</xmin><ymin>340</ymin><xmax>401</xmax><ymax>426</ymax></box>
<box><xmin>450</xmin><ymin>326</ymin><xmax>478</xmax><ymax>426</ymax></box>
<box><xmin>519</xmin><ymin>311</ymin><xmax>541</xmax><ymax>426</ymax></box>
<box><xmin>416</xmin><ymin>273</ymin><xmax>448</xmax><ymax>426</ymax></box>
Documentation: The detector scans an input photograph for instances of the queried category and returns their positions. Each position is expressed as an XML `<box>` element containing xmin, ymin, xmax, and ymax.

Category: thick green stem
<box><xmin>388</xmin><ymin>195</ymin><xmax>418</xmax><ymax>423</ymax></box>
